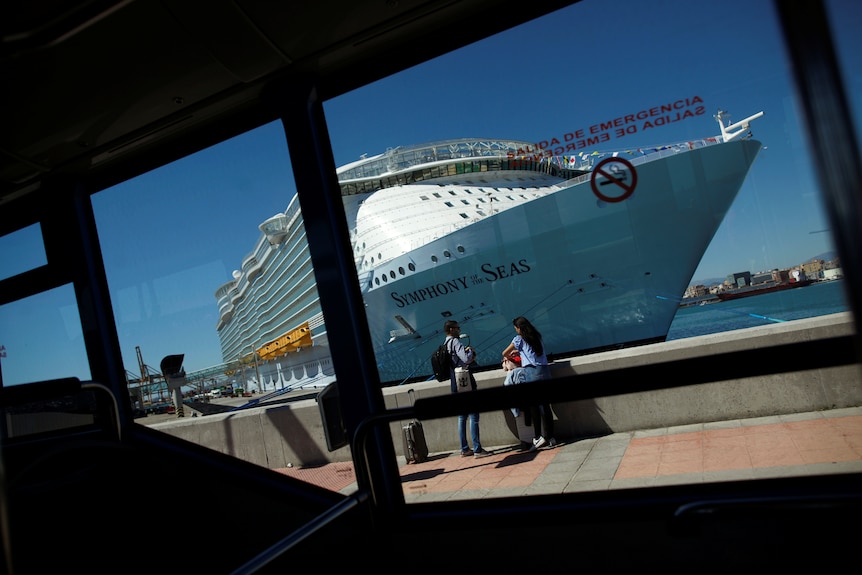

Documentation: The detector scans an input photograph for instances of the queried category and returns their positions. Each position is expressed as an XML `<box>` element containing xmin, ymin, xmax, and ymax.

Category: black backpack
<box><xmin>430</xmin><ymin>340</ymin><xmax>453</xmax><ymax>382</ymax></box>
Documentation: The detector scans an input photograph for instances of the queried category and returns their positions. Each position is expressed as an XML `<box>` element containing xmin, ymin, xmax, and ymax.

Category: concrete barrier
<box><xmin>149</xmin><ymin>312</ymin><xmax>861</xmax><ymax>467</ymax></box>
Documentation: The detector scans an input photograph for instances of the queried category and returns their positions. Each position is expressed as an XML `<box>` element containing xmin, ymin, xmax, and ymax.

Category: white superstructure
<box><xmin>217</xmin><ymin>111</ymin><xmax>764</xmax><ymax>386</ymax></box>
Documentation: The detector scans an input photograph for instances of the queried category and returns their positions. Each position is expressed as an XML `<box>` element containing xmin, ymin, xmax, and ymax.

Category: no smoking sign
<box><xmin>590</xmin><ymin>157</ymin><xmax>638</xmax><ymax>203</ymax></box>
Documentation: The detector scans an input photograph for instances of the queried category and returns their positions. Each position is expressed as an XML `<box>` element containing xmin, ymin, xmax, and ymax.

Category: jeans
<box><xmin>524</xmin><ymin>365</ymin><xmax>554</xmax><ymax>439</ymax></box>
<box><xmin>523</xmin><ymin>364</ymin><xmax>551</xmax><ymax>383</ymax></box>
<box><xmin>459</xmin><ymin>412</ymin><xmax>481</xmax><ymax>452</ymax></box>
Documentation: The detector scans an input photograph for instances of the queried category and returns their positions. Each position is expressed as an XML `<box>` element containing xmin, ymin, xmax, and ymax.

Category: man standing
<box><xmin>444</xmin><ymin>320</ymin><xmax>491</xmax><ymax>458</ymax></box>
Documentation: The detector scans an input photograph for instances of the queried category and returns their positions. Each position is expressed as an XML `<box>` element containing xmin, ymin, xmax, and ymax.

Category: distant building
<box><xmin>771</xmin><ymin>269</ymin><xmax>791</xmax><ymax>282</ymax></box>
<box><xmin>750</xmin><ymin>271</ymin><xmax>775</xmax><ymax>285</ymax></box>
<box><xmin>726</xmin><ymin>271</ymin><xmax>752</xmax><ymax>289</ymax></box>
<box><xmin>823</xmin><ymin>267</ymin><xmax>844</xmax><ymax>280</ymax></box>
<box><xmin>800</xmin><ymin>259</ymin><xmax>826</xmax><ymax>279</ymax></box>
<box><xmin>684</xmin><ymin>284</ymin><xmax>710</xmax><ymax>298</ymax></box>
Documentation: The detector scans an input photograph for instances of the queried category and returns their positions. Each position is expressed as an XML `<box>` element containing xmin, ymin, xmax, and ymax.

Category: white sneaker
<box><xmin>529</xmin><ymin>436</ymin><xmax>547</xmax><ymax>451</ymax></box>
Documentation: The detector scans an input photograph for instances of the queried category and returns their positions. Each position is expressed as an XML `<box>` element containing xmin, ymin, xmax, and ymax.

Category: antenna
<box><xmin>716</xmin><ymin>110</ymin><xmax>765</xmax><ymax>142</ymax></box>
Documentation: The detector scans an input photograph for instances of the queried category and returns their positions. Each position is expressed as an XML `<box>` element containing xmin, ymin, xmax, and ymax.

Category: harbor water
<box><xmin>666</xmin><ymin>279</ymin><xmax>851</xmax><ymax>341</ymax></box>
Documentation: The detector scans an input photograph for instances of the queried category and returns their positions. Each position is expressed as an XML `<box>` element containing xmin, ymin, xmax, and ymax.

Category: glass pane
<box><xmin>0</xmin><ymin>223</ymin><xmax>46</xmax><ymax>281</ymax></box>
<box><xmin>91</xmin><ymin>121</ymin><xmax>350</xmax><ymax>489</ymax></box>
<box><xmin>326</xmin><ymin>1</ymin><xmax>851</xmax><ymax>379</ymax></box>
<box><xmin>0</xmin><ymin>285</ymin><xmax>90</xmax><ymax>386</ymax></box>
<box><xmin>322</xmin><ymin>0</ymin><xmax>859</xmax><ymax>497</ymax></box>
<box><xmin>827</xmin><ymin>0</ymin><xmax>862</xmax><ymax>137</ymax></box>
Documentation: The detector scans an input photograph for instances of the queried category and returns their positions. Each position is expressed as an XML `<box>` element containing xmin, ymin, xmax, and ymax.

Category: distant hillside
<box><xmin>690</xmin><ymin>275</ymin><xmax>726</xmax><ymax>288</ymax></box>
<box><xmin>812</xmin><ymin>250</ymin><xmax>837</xmax><ymax>262</ymax></box>
<box><xmin>690</xmin><ymin>251</ymin><xmax>838</xmax><ymax>288</ymax></box>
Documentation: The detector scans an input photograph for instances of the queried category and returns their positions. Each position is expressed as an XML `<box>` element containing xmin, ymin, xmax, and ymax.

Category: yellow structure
<box><xmin>257</xmin><ymin>322</ymin><xmax>313</xmax><ymax>360</ymax></box>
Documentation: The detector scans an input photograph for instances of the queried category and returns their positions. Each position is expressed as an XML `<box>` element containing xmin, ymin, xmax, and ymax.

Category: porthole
<box><xmin>399</xmin><ymin>267</ymin><xmax>405</xmax><ymax>275</ymax></box>
<box><xmin>444</xmin><ymin>250</ymin><xmax>451</xmax><ymax>258</ymax></box>
<box><xmin>408</xmin><ymin>263</ymin><xmax>416</xmax><ymax>271</ymax></box>
<box><xmin>390</xmin><ymin>271</ymin><xmax>396</xmax><ymax>279</ymax></box>
<box><xmin>382</xmin><ymin>275</ymin><xmax>387</xmax><ymax>282</ymax></box>
<box><xmin>457</xmin><ymin>245</ymin><xmax>465</xmax><ymax>253</ymax></box>
<box><xmin>431</xmin><ymin>255</ymin><xmax>438</xmax><ymax>263</ymax></box>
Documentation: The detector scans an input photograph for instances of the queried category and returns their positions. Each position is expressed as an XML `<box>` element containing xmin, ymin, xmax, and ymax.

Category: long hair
<box><xmin>513</xmin><ymin>316</ymin><xmax>543</xmax><ymax>356</ymax></box>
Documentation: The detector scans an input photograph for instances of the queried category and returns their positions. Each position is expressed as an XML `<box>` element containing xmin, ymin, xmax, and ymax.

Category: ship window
<box><xmin>459</xmin><ymin>213</ymin><xmax>469</xmax><ymax>219</ymax></box>
<box><xmin>445</xmin><ymin>202</ymin><xmax>453</xmax><ymax>207</ymax></box>
<box><xmin>420</xmin><ymin>195</ymin><xmax>429</xmax><ymax>200</ymax></box>
<box><xmin>443</xmin><ymin>251</ymin><xmax>451</xmax><ymax>258</ymax></box>
<box><xmin>398</xmin><ymin>267</ymin><xmax>405</xmax><ymax>275</ymax></box>
<box><xmin>457</xmin><ymin>245</ymin><xmax>465</xmax><ymax>253</ymax></box>
<box><xmin>449</xmin><ymin>190</ymin><xmax>457</xmax><ymax>195</ymax></box>
<box><xmin>390</xmin><ymin>271</ymin><xmax>396</xmax><ymax>279</ymax></box>
<box><xmin>477</xmin><ymin>197</ymin><xmax>486</xmax><ymax>203</ymax></box>
<box><xmin>378</xmin><ymin>253</ymin><xmax>382</xmax><ymax>260</ymax></box>
<box><xmin>431</xmin><ymin>255</ymin><xmax>438</xmax><ymax>263</ymax></box>
<box><xmin>382</xmin><ymin>274</ymin><xmax>387</xmax><ymax>282</ymax></box>
<box><xmin>461</xmin><ymin>200</ymin><xmax>469</xmax><ymax>205</ymax></box>
<box><xmin>433</xmin><ymin>192</ymin><xmax>441</xmax><ymax>197</ymax></box>
<box><xmin>408</xmin><ymin>263</ymin><xmax>415</xmax><ymax>271</ymax></box>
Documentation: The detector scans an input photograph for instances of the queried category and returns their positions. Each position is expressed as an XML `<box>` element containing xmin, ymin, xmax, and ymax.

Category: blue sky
<box><xmin>1</xmin><ymin>0</ymin><xmax>859</xmax><ymax>383</ymax></box>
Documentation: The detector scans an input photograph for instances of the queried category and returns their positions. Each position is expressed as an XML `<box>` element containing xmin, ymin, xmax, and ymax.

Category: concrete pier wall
<box><xmin>150</xmin><ymin>312</ymin><xmax>862</xmax><ymax>468</ymax></box>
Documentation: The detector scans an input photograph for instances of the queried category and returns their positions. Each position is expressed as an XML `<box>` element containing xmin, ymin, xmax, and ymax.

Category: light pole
<box><xmin>252</xmin><ymin>346</ymin><xmax>261</xmax><ymax>392</ymax></box>
<box><xmin>247</xmin><ymin>343</ymin><xmax>261</xmax><ymax>392</ymax></box>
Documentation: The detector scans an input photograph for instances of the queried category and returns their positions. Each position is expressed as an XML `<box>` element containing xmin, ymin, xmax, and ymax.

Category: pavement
<box><xmin>271</xmin><ymin>406</ymin><xmax>862</xmax><ymax>500</ymax></box>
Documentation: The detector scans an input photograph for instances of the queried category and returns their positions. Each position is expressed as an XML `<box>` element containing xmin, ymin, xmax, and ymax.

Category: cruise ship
<box><xmin>216</xmin><ymin>110</ymin><xmax>764</xmax><ymax>388</ymax></box>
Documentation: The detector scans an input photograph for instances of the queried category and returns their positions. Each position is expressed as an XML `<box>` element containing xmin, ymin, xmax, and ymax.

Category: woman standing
<box><xmin>444</xmin><ymin>320</ymin><xmax>492</xmax><ymax>458</ymax></box>
<box><xmin>502</xmin><ymin>316</ymin><xmax>555</xmax><ymax>451</ymax></box>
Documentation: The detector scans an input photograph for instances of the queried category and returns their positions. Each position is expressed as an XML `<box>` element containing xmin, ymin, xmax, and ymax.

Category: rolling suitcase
<box><xmin>402</xmin><ymin>389</ymin><xmax>429</xmax><ymax>463</ymax></box>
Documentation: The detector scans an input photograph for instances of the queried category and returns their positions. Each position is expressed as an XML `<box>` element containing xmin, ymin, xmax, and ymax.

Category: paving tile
<box><xmin>271</xmin><ymin>412</ymin><xmax>862</xmax><ymax>500</ymax></box>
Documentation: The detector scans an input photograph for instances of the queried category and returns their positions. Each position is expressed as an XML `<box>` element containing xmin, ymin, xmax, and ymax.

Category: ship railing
<box><xmin>341</xmin><ymin>135</ymin><xmax>728</xmax><ymax>194</ymax></box>
<box><xmin>338</xmin><ymin>139</ymin><xmax>533</xmax><ymax>180</ymax></box>
<box><xmin>553</xmin><ymin>136</ymin><xmax>727</xmax><ymax>187</ymax></box>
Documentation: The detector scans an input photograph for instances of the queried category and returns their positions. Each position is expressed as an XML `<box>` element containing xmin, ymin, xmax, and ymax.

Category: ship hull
<box><xmin>363</xmin><ymin>139</ymin><xmax>763</xmax><ymax>383</ymax></box>
<box><xmin>716</xmin><ymin>279</ymin><xmax>814</xmax><ymax>301</ymax></box>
